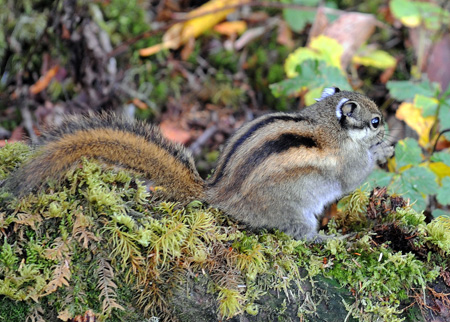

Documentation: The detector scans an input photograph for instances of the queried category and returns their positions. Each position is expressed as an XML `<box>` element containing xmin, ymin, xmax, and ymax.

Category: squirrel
<box><xmin>3</xmin><ymin>87</ymin><xmax>394</xmax><ymax>241</ymax></box>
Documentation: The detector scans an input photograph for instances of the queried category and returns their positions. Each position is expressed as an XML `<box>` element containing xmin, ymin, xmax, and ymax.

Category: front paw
<box><xmin>371</xmin><ymin>144</ymin><xmax>394</xmax><ymax>164</ymax></box>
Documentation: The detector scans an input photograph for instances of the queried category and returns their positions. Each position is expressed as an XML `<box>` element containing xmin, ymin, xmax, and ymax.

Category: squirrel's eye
<box><xmin>371</xmin><ymin>117</ymin><xmax>380</xmax><ymax>128</ymax></box>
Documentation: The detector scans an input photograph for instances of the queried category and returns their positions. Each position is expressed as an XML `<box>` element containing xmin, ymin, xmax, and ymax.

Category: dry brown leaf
<box><xmin>42</xmin><ymin>259</ymin><xmax>71</xmax><ymax>296</ymax></box>
<box><xmin>29</xmin><ymin>65</ymin><xmax>59</xmax><ymax>95</ymax></box>
<box><xmin>131</xmin><ymin>97</ymin><xmax>148</xmax><ymax>110</ymax></box>
<box><xmin>308</xmin><ymin>6</ymin><xmax>329</xmax><ymax>40</ymax></box>
<box><xmin>277</xmin><ymin>20</ymin><xmax>294</xmax><ymax>49</ymax></box>
<box><xmin>159</xmin><ymin>120</ymin><xmax>191</xmax><ymax>144</ymax></box>
<box><xmin>213</xmin><ymin>20</ymin><xmax>247</xmax><ymax>36</ymax></box>
<box><xmin>380</xmin><ymin>64</ymin><xmax>397</xmax><ymax>83</ymax></box>
<box><xmin>181</xmin><ymin>36</ymin><xmax>196</xmax><ymax>61</ymax></box>
<box><xmin>57</xmin><ymin>309</ymin><xmax>72</xmax><ymax>321</ymax></box>
<box><xmin>320</xmin><ymin>13</ymin><xmax>378</xmax><ymax>68</ymax></box>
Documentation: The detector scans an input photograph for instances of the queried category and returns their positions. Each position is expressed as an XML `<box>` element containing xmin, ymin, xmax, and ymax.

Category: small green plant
<box><xmin>365</xmin><ymin>78</ymin><xmax>450</xmax><ymax>216</ymax></box>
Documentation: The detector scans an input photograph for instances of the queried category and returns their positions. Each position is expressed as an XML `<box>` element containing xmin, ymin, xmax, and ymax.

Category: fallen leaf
<box><xmin>10</xmin><ymin>125</ymin><xmax>26</xmax><ymax>141</ymax></box>
<box><xmin>213</xmin><ymin>20</ymin><xmax>247</xmax><ymax>36</ymax></box>
<box><xmin>379</xmin><ymin>64</ymin><xmax>396</xmax><ymax>83</ymax></box>
<box><xmin>353</xmin><ymin>49</ymin><xmax>397</xmax><ymax>69</ymax></box>
<box><xmin>181</xmin><ymin>36</ymin><xmax>196</xmax><ymax>60</ymax></box>
<box><xmin>140</xmin><ymin>0</ymin><xmax>250</xmax><ymax>56</ymax></box>
<box><xmin>277</xmin><ymin>20</ymin><xmax>294</xmax><ymax>49</ymax></box>
<box><xmin>57</xmin><ymin>309</ymin><xmax>72</xmax><ymax>321</ymax></box>
<box><xmin>29</xmin><ymin>65</ymin><xmax>59</xmax><ymax>95</ymax></box>
<box><xmin>131</xmin><ymin>98</ymin><xmax>148</xmax><ymax>110</ymax></box>
<box><xmin>322</xmin><ymin>12</ymin><xmax>377</xmax><ymax>68</ymax></box>
<box><xmin>308</xmin><ymin>6</ymin><xmax>328</xmax><ymax>40</ymax></box>
<box><xmin>396</xmin><ymin>102</ymin><xmax>435</xmax><ymax>147</ymax></box>
<box><xmin>159</xmin><ymin>120</ymin><xmax>191</xmax><ymax>144</ymax></box>
<box><xmin>0</xmin><ymin>140</ymin><xmax>17</xmax><ymax>147</ymax></box>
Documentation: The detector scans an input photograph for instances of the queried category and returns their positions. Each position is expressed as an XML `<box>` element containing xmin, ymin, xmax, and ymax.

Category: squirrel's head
<box><xmin>315</xmin><ymin>87</ymin><xmax>386</xmax><ymax>146</ymax></box>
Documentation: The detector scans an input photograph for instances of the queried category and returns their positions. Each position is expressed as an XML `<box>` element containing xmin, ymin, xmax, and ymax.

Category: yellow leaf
<box><xmin>390</xmin><ymin>0</ymin><xmax>421</xmax><ymax>28</ymax></box>
<box><xmin>395</xmin><ymin>102</ymin><xmax>435</xmax><ymax>147</ymax></box>
<box><xmin>140</xmin><ymin>0</ymin><xmax>250</xmax><ymax>56</ymax></box>
<box><xmin>399</xmin><ymin>15</ymin><xmax>421</xmax><ymax>27</ymax></box>
<box><xmin>352</xmin><ymin>50</ymin><xmax>397</xmax><ymax>69</ymax></box>
<box><xmin>304</xmin><ymin>86</ymin><xmax>323</xmax><ymax>106</ymax></box>
<box><xmin>284</xmin><ymin>35</ymin><xmax>343</xmax><ymax>78</ymax></box>
<box><xmin>213</xmin><ymin>21</ymin><xmax>247</xmax><ymax>36</ymax></box>
<box><xmin>309</xmin><ymin>35</ymin><xmax>343</xmax><ymax>69</ymax></box>
<box><xmin>429</xmin><ymin>162</ymin><xmax>450</xmax><ymax>181</ymax></box>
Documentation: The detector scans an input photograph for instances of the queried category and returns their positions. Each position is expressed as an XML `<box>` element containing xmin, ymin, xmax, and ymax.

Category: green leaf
<box><xmin>395</xmin><ymin>138</ymin><xmax>422</xmax><ymax>170</ymax></box>
<box><xmin>390</xmin><ymin>0</ymin><xmax>450</xmax><ymax>30</ymax></box>
<box><xmin>438</xmin><ymin>102</ymin><xmax>450</xmax><ymax>140</ymax></box>
<box><xmin>430</xmin><ymin>151</ymin><xmax>450</xmax><ymax>167</ymax></box>
<box><xmin>432</xmin><ymin>209</ymin><xmax>450</xmax><ymax>218</ymax></box>
<box><xmin>387</xmin><ymin>79</ymin><xmax>440</xmax><ymax>101</ymax></box>
<box><xmin>284</xmin><ymin>35</ymin><xmax>343</xmax><ymax>77</ymax></box>
<box><xmin>413</xmin><ymin>94</ymin><xmax>438</xmax><ymax>117</ymax></box>
<box><xmin>390</xmin><ymin>174</ymin><xmax>426</xmax><ymax>211</ymax></box>
<box><xmin>352</xmin><ymin>50</ymin><xmax>396</xmax><ymax>70</ymax></box>
<box><xmin>364</xmin><ymin>169</ymin><xmax>394</xmax><ymax>190</ymax></box>
<box><xmin>282</xmin><ymin>0</ymin><xmax>319</xmax><ymax>32</ymax></box>
<box><xmin>390</xmin><ymin>166</ymin><xmax>438</xmax><ymax>211</ymax></box>
<box><xmin>404</xmin><ymin>166</ymin><xmax>439</xmax><ymax>195</ymax></box>
<box><xmin>436</xmin><ymin>177</ymin><xmax>450</xmax><ymax>206</ymax></box>
<box><xmin>270</xmin><ymin>59</ymin><xmax>350</xmax><ymax>98</ymax></box>
<box><xmin>415</xmin><ymin>2</ymin><xmax>450</xmax><ymax>31</ymax></box>
<box><xmin>390</xmin><ymin>0</ymin><xmax>421</xmax><ymax>27</ymax></box>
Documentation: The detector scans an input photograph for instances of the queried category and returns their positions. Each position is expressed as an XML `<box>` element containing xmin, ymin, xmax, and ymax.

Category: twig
<box><xmin>190</xmin><ymin>124</ymin><xmax>218</xmax><ymax>156</ymax></box>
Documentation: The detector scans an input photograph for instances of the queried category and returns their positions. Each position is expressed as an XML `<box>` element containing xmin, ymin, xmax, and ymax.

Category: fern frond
<box><xmin>73</xmin><ymin>211</ymin><xmax>101</xmax><ymax>249</ymax></box>
<box><xmin>97</xmin><ymin>258</ymin><xmax>124</xmax><ymax>314</ymax></box>
<box><xmin>41</xmin><ymin>259</ymin><xmax>71</xmax><ymax>296</ymax></box>
<box><xmin>13</xmin><ymin>212</ymin><xmax>43</xmax><ymax>230</ymax></box>
<box><xmin>26</xmin><ymin>305</ymin><xmax>45</xmax><ymax>322</ymax></box>
<box><xmin>44</xmin><ymin>237</ymin><xmax>70</xmax><ymax>261</ymax></box>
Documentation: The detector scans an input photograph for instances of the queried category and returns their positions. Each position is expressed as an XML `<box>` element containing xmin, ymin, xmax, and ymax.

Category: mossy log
<box><xmin>0</xmin><ymin>146</ymin><xmax>449</xmax><ymax>321</ymax></box>
<box><xmin>168</xmin><ymin>273</ymin><xmax>356</xmax><ymax>322</ymax></box>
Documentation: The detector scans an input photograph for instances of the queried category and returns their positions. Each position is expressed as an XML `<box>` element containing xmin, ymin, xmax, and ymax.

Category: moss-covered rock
<box><xmin>0</xmin><ymin>142</ymin><xmax>449</xmax><ymax>321</ymax></box>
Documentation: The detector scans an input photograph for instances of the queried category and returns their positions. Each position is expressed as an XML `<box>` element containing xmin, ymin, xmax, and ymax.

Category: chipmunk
<box><xmin>3</xmin><ymin>87</ymin><xmax>393</xmax><ymax>241</ymax></box>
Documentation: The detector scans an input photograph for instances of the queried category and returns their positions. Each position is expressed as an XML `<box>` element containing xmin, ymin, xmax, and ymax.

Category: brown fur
<box><xmin>4</xmin><ymin>113</ymin><xmax>204</xmax><ymax>202</ymax></box>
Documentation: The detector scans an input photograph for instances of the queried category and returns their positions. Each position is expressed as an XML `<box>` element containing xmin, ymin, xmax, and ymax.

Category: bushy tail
<box><xmin>4</xmin><ymin>113</ymin><xmax>205</xmax><ymax>202</ymax></box>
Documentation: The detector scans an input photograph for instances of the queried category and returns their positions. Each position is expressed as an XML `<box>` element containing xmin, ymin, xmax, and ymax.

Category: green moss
<box><xmin>0</xmin><ymin>142</ymin><xmax>448</xmax><ymax>321</ymax></box>
<box><xmin>0</xmin><ymin>297</ymin><xmax>29</xmax><ymax>321</ymax></box>
<box><xmin>0</xmin><ymin>142</ymin><xmax>31</xmax><ymax>180</ymax></box>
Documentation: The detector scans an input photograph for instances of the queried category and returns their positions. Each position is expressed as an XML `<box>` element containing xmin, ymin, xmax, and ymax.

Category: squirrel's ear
<box><xmin>315</xmin><ymin>87</ymin><xmax>341</xmax><ymax>102</ymax></box>
<box><xmin>335</xmin><ymin>98</ymin><xmax>349</xmax><ymax>120</ymax></box>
